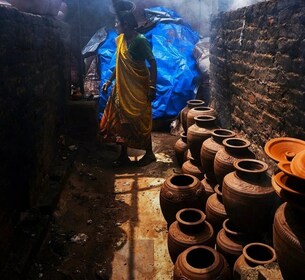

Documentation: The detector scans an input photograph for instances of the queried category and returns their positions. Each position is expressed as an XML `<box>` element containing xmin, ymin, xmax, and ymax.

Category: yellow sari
<box><xmin>99</xmin><ymin>34</ymin><xmax>152</xmax><ymax>149</ymax></box>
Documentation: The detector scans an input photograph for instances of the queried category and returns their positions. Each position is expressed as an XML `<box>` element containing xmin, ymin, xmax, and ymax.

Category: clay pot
<box><xmin>273</xmin><ymin>202</ymin><xmax>305</xmax><ymax>279</ymax></box>
<box><xmin>186</xmin><ymin>106</ymin><xmax>216</xmax><ymax>130</ymax></box>
<box><xmin>233</xmin><ymin>243</ymin><xmax>277</xmax><ymax>280</ymax></box>
<box><xmin>187</xmin><ymin>115</ymin><xmax>217</xmax><ymax>163</ymax></box>
<box><xmin>264</xmin><ymin>137</ymin><xmax>305</xmax><ymax>163</ymax></box>
<box><xmin>201</xmin><ymin>175</ymin><xmax>215</xmax><ymax>205</ymax></box>
<box><xmin>222</xmin><ymin>159</ymin><xmax>276</xmax><ymax>234</ymax></box>
<box><xmin>182</xmin><ymin>157</ymin><xmax>205</xmax><ymax>181</ymax></box>
<box><xmin>180</xmin><ymin>99</ymin><xmax>205</xmax><ymax>133</ymax></box>
<box><xmin>174</xmin><ymin>132</ymin><xmax>188</xmax><ymax>167</ymax></box>
<box><xmin>168</xmin><ymin>208</ymin><xmax>214</xmax><ymax>263</ymax></box>
<box><xmin>174</xmin><ymin>245</ymin><xmax>231</xmax><ymax>280</ymax></box>
<box><xmin>290</xmin><ymin>150</ymin><xmax>305</xmax><ymax>179</ymax></box>
<box><xmin>214</xmin><ymin>137</ymin><xmax>255</xmax><ymax>186</ymax></box>
<box><xmin>205</xmin><ymin>185</ymin><xmax>227</xmax><ymax>234</ymax></box>
<box><xmin>159</xmin><ymin>174</ymin><xmax>205</xmax><ymax>226</ymax></box>
<box><xmin>216</xmin><ymin>219</ymin><xmax>245</xmax><ymax>270</ymax></box>
<box><xmin>200</xmin><ymin>129</ymin><xmax>236</xmax><ymax>182</ymax></box>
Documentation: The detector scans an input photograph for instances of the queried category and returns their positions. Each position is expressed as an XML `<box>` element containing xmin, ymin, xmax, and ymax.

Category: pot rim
<box><xmin>194</xmin><ymin>115</ymin><xmax>216</xmax><ymax>122</ymax></box>
<box><xmin>223</xmin><ymin>137</ymin><xmax>251</xmax><ymax>149</ymax></box>
<box><xmin>234</xmin><ymin>159</ymin><xmax>268</xmax><ymax>174</ymax></box>
<box><xmin>167</xmin><ymin>174</ymin><xmax>199</xmax><ymax>190</ymax></box>
<box><xmin>182</xmin><ymin>245</ymin><xmax>220</xmax><ymax>273</ymax></box>
<box><xmin>212</xmin><ymin>128</ymin><xmax>236</xmax><ymax>138</ymax></box>
<box><xmin>176</xmin><ymin>208</ymin><xmax>206</xmax><ymax>226</ymax></box>
<box><xmin>190</xmin><ymin>106</ymin><xmax>214</xmax><ymax>112</ymax></box>
<box><xmin>243</xmin><ymin>242</ymin><xmax>277</xmax><ymax>265</ymax></box>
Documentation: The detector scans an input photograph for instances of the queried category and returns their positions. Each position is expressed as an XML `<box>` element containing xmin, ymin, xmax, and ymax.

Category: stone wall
<box><xmin>210</xmin><ymin>0</ymin><xmax>305</xmax><ymax>158</ymax></box>
<box><xmin>0</xmin><ymin>5</ymin><xmax>70</xmax><ymax>263</ymax></box>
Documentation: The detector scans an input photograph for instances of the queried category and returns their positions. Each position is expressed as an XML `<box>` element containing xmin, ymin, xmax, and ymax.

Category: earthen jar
<box><xmin>214</xmin><ymin>137</ymin><xmax>255</xmax><ymax>186</ymax></box>
<box><xmin>180</xmin><ymin>99</ymin><xmax>205</xmax><ymax>133</ymax></box>
<box><xmin>222</xmin><ymin>159</ymin><xmax>276</xmax><ymax>234</ymax></box>
<box><xmin>233</xmin><ymin>243</ymin><xmax>277</xmax><ymax>280</ymax></box>
<box><xmin>187</xmin><ymin>115</ymin><xmax>217</xmax><ymax>163</ymax></box>
<box><xmin>174</xmin><ymin>245</ymin><xmax>231</xmax><ymax>280</ymax></box>
<box><xmin>205</xmin><ymin>184</ymin><xmax>227</xmax><ymax>234</ymax></box>
<box><xmin>186</xmin><ymin>106</ymin><xmax>216</xmax><ymax>130</ymax></box>
<box><xmin>200</xmin><ymin>129</ymin><xmax>236</xmax><ymax>182</ymax></box>
<box><xmin>201</xmin><ymin>175</ymin><xmax>215</xmax><ymax>207</ymax></box>
<box><xmin>168</xmin><ymin>208</ymin><xmax>214</xmax><ymax>263</ymax></box>
<box><xmin>216</xmin><ymin>219</ymin><xmax>245</xmax><ymax>270</ymax></box>
<box><xmin>159</xmin><ymin>174</ymin><xmax>205</xmax><ymax>226</ymax></box>
<box><xmin>182</xmin><ymin>156</ymin><xmax>205</xmax><ymax>181</ymax></box>
<box><xmin>174</xmin><ymin>132</ymin><xmax>188</xmax><ymax>167</ymax></box>
<box><xmin>273</xmin><ymin>202</ymin><xmax>305</xmax><ymax>279</ymax></box>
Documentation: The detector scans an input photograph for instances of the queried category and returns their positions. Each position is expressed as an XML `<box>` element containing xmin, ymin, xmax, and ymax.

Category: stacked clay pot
<box><xmin>205</xmin><ymin>184</ymin><xmax>227</xmax><ymax>234</ymax></box>
<box><xmin>264</xmin><ymin>137</ymin><xmax>305</xmax><ymax>279</ymax></box>
<box><xmin>159</xmin><ymin>174</ymin><xmax>205</xmax><ymax>226</ymax></box>
<box><xmin>200</xmin><ymin>129</ymin><xmax>236</xmax><ymax>183</ymax></box>
<box><xmin>222</xmin><ymin>159</ymin><xmax>276</xmax><ymax>234</ymax></box>
<box><xmin>187</xmin><ymin>115</ymin><xmax>217</xmax><ymax>164</ymax></box>
<box><xmin>273</xmin><ymin>203</ymin><xmax>305</xmax><ymax>279</ymax></box>
<box><xmin>216</xmin><ymin>219</ymin><xmax>245</xmax><ymax>270</ymax></box>
<box><xmin>233</xmin><ymin>243</ymin><xmax>277</xmax><ymax>280</ymax></box>
<box><xmin>174</xmin><ymin>132</ymin><xmax>188</xmax><ymax>167</ymax></box>
<box><xmin>214</xmin><ymin>137</ymin><xmax>255</xmax><ymax>186</ymax></box>
<box><xmin>180</xmin><ymin>99</ymin><xmax>205</xmax><ymax>133</ymax></box>
<box><xmin>173</xmin><ymin>245</ymin><xmax>231</xmax><ymax>280</ymax></box>
<box><xmin>168</xmin><ymin>208</ymin><xmax>214</xmax><ymax>263</ymax></box>
<box><xmin>186</xmin><ymin>106</ymin><xmax>216</xmax><ymax>130</ymax></box>
<box><xmin>182</xmin><ymin>155</ymin><xmax>205</xmax><ymax>181</ymax></box>
<box><xmin>201</xmin><ymin>175</ymin><xmax>215</xmax><ymax>203</ymax></box>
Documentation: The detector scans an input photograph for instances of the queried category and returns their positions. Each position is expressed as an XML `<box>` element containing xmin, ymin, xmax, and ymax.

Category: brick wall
<box><xmin>210</xmin><ymin>0</ymin><xmax>305</xmax><ymax>159</ymax></box>
<box><xmin>0</xmin><ymin>5</ymin><xmax>70</xmax><ymax>262</ymax></box>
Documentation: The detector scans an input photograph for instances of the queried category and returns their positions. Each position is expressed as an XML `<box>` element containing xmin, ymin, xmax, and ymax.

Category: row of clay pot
<box><xmin>264</xmin><ymin>137</ymin><xmax>305</xmax><ymax>279</ymax></box>
<box><xmin>162</xmin><ymin>195</ymin><xmax>279</xmax><ymax>279</ymax></box>
<box><xmin>173</xmin><ymin>242</ymin><xmax>277</xmax><ymax>280</ymax></box>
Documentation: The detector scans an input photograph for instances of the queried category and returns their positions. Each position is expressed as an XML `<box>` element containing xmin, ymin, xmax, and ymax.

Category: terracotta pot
<box><xmin>290</xmin><ymin>150</ymin><xmax>305</xmax><ymax>179</ymax></box>
<box><xmin>159</xmin><ymin>174</ymin><xmax>205</xmax><ymax>225</ymax></box>
<box><xmin>168</xmin><ymin>208</ymin><xmax>214</xmax><ymax>263</ymax></box>
<box><xmin>182</xmin><ymin>157</ymin><xmax>205</xmax><ymax>181</ymax></box>
<box><xmin>216</xmin><ymin>219</ymin><xmax>245</xmax><ymax>270</ymax></box>
<box><xmin>233</xmin><ymin>243</ymin><xmax>277</xmax><ymax>280</ymax></box>
<box><xmin>187</xmin><ymin>115</ymin><xmax>217</xmax><ymax>163</ymax></box>
<box><xmin>200</xmin><ymin>129</ymin><xmax>236</xmax><ymax>182</ymax></box>
<box><xmin>273</xmin><ymin>203</ymin><xmax>305</xmax><ymax>279</ymax></box>
<box><xmin>264</xmin><ymin>137</ymin><xmax>305</xmax><ymax>163</ymax></box>
<box><xmin>174</xmin><ymin>245</ymin><xmax>231</xmax><ymax>280</ymax></box>
<box><xmin>205</xmin><ymin>185</ymin><xmax>227</xmax><ymax>234</ymax></box>
<box><xmin>201</xmin><ymin>175</ymin><xmax>215</xmax><ymax>207</ymax></box>
<box><xmin>222</xmin><ymin>159</ymin><xmax>276</xmax><ymax>234</ymax></box>
<box><xmin>180</xmin><ymin>99</ymin><xmax>205</xmax><ymax>133</ymax></box>
<box><xmin>186</xmin><ymin>106</ymin><xmax>216</xmax><ymax>130</ymax></box>
<box><xmin>214</xmin><ymin>137</ymin><xmax>255</xmax><ymax>186</ymax></box>
<box><xmin>174</xmin><ymin>132</ymin><xmax>188</xmax><ymax>167</ymax></box>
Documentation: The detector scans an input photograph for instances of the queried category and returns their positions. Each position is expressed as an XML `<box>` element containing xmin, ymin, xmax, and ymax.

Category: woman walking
<box><xmin>100</xmin><ymin>11</ymin><xmax>157</xmax><ymax>167</ymax></box>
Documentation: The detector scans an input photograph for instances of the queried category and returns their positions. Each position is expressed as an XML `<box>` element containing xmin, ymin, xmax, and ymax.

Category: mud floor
<box><xmin>27</xmin><ymin>132</ymin><xmax>180</xmax><ymax>280</ymax></box>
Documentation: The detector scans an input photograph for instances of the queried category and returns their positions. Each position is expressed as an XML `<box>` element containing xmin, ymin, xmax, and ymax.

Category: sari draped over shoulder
<box><xmin>99</xmin><ymin>34</ymin><xmax>152</xmax><ymax>149</ymax></box>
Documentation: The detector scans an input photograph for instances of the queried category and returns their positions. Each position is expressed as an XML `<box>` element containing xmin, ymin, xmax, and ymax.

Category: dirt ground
<box><xmin>26</xmin><ymin>131</ymin><xmax>180</xmax><ymax>280</ymax></box>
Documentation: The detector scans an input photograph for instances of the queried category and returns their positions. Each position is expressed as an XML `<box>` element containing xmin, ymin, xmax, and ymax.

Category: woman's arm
<box><xmin>102</xmin><ymin>68</ymin><xmax>116</xmax><ymax>93</ymax></box>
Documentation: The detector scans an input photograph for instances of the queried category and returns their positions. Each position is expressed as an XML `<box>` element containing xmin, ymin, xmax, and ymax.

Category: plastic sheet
<box><xmin>97</xmin><ymin>7</ymin><xmax>200</xmax><ymax>120</ymax></box>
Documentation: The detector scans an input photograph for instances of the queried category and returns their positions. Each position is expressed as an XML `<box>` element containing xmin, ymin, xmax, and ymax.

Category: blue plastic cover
<box><xmin>97</xmin><ymin>7</ymin><xmax>200</xmax><ymax>120</ymax></box>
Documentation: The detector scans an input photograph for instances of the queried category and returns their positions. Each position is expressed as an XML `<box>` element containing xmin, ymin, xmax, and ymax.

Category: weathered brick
<box><xmin>210</xmin><ymin>0</ymin><xmax>305</xmax><ymax>155</ymax></box>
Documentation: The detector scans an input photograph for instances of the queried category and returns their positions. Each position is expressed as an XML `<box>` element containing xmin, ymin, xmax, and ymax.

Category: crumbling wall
<box><xmin>0</xmin><ymin>5</ymin><xmax>70</xmax><ymax>263</ymax></box>
<box><xmin>210</xmin><ymin>0</ymin><xmax>305</xmax><ymax>157</ymax></box>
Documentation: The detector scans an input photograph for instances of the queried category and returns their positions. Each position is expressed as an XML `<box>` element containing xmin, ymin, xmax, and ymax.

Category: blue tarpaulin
<box><xmin>97</xmin><ymin>7</ymin><xmax>200</xmax><ymax>120</ymax></box>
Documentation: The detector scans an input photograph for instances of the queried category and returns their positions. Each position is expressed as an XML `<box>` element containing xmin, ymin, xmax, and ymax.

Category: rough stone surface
<box><xmin>210</xmin><ymin>0</ymin><xmax>305</xmax><ymax>160</ymax></box>
<box><xmin>0</xmin><ymin>5</ymin><xmax>70</xmax><ymax>266</ymax></box>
